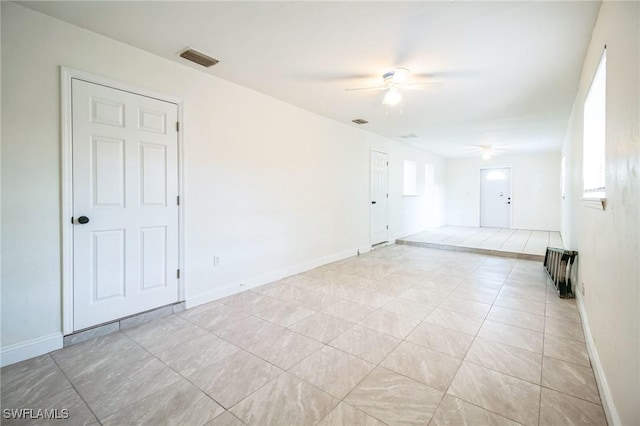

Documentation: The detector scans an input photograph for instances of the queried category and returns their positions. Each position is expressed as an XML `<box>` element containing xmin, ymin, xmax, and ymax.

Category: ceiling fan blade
<box><xmin>345</xmin><ymin>86</ymin><xmax>386</xmax><ymax>92</ymax></box>
<box><xmin>403</xmin><ymin>82</ymin><xmax>445</xmax><ymax>91</ymax></box>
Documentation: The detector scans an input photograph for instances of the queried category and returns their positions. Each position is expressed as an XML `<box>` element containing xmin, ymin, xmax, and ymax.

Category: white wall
<box><xmin>445</xmin><ymin>153</ymin><xmax>561</xmax><ymax>231</ymax></box>
<box><xmin>560</xmin><ymin>2</ymin><xmax>639</xmax><ymax>425</ymax></box>
<box><xmin>0</xmin><ymin>3</ymin><xmax>446</xmax><ymax>359</ymax></box>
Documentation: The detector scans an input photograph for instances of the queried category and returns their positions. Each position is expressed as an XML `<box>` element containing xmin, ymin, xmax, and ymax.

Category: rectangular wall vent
<box><xmin>400</xmin><ymin>133</ymin><xmax>418</xmax><ymax>139</ymax></box>
<box><xmin>180</xmin><ymin>49</ymin><xmax>219</xmax><ymax>68</ymax></box>
<box><xmin>352</xmin><ymin>118</ymin><xmax>369</xmax><ymax>125</ymax></box>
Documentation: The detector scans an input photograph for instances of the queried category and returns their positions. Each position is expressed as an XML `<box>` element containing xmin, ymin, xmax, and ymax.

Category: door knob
<box><xmin>371</xmin><ymin>201</ymin><xmax>377</xmax><ymax>204</ymax></box>
<box><xmin>77</xmin><ymin>216</ymin><xmax>90</xmax><ymax>224</ymax></box>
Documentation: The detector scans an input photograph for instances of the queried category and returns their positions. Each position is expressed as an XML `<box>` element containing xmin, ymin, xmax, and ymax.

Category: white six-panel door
<box><xmin>72</xmin><ymin>79</ymin><xmax>179</xmax><ymax>330</ymax></box>
<box><xmin>370</xmin><ymin>150</ymin><xmax>389</xmax><ymax>245</ymax></box>
<box><xmin>480</xmin><ymin>167</ymin><xmax>512</xmax><ymax>228</ymax></box>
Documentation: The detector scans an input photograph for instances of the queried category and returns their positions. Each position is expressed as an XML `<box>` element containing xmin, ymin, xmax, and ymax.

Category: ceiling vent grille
<box><xmin>180</xmin><ymin>49</ymin><xmax>219</xmax><ymax>68</ymax></box>
<box><xmin>400</xmin><ymin>133</ymin><xmax>418</xmax><ymax>139</ymax></box>
<box><xmin>352</xmin><ymin>119</ymin><xmax>369</xmax><ymax>125</ymax></box>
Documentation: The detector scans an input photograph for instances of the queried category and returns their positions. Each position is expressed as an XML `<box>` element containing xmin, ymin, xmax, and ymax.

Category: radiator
<box><xmin>544</xmin><ymin>247</ymin><xmax>578</xmax><ymax>298</ymax></box>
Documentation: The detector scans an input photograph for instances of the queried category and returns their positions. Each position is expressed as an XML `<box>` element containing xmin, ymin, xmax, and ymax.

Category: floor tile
<box><xmin>2</xmin><ymin>386</ymin><xmax>97</xmax><ymax>426</ymax></box>
<box><xmin>380</xmin><ymin>298</ymin><xmax>435</xmax><ymax>321</ymax></box>
<box><xmin>123</xmin><ymin>315</ymin><xmax>208</xmax><ymax>354</ymax></box>
<box><xmin>545</xmin><ymin>317</ymin><xmax>585</xmax><ymax>342</ymax></box>
<box><xmin>290</xmin><ymin>346</ymin><xmax>375</xmax><ymax>398</ymax></box>
<box><xmin>205</xmin><ymin>411</ymin><xmax>247</xmax><ymax>426</ymax></box>
<box><xmin>429</xmin><ymin>394</ymin><xmax>520</xmax><ymax>426</ymax></box>
<box><xmin>74</xmin><ymin>356</ymin><xmax>183</xmax><ymax>419</ymax></box>
<box><xmin>543</xmin><ymin>334</ymin><xmax>591</xmax><ymax>367</ymax></box>
<box><xmin>101</xmin><ymin>380</ymin><xmax>224</xmax><ymax>425</ymax></box>
<box><xmin>1</xmin><ymin>355</ymin><xmax>72</xmax><ymax>409</ymax></box>
<box><xmin>341</xmin><ymin>289</ymin><xmax>394</xmax><ymax>308</ymax></box>
<box><xmin>179</xmin><ymin>303</ymin><xmax>250</xmax><ymax>331</ymax></box>
<box><xmin>250</xmin><ymin>299</ymin><xmax>313</xmax><ymax>327</ymax></box>
<box><xmin>213</xmin><ymin>315</ymin><xmax>284</xmax><ymax>349</ymax></box>
<box><xmin>231</xmin><ymin>373</ymin><xmax>337</xmax><ymax>426</ymax></box>
<box><xmin>399</xmin><ymin>286</ymin><xmax>449</xmax><ymax>306</ymax></box>
<box><xmin>260</xmin><ymin>283</ymin><xmax>309</xmax><ymax>304</ymax></box>
<box><xmin>477</xmin><ymin>320</ymin><xmax>543</xmax><ymax>353</ymax></box>
<box><xmin>345</xmin><ymin>367</ymin><xmax>444</xmax><ymax>425</ymax></box>
<box><xmin>448</xmin><ymin>362</ymin><xmax>540</xmax><ymax>426</ymax></box>
<box><xmin>487</xmin><ymin>306</ymin><xmax>545</xmax><ymax>332</ymax></box>
<box><xmin>493</xmin><ymin>294</ymin><xmax>546</xmax><ymax>315</ymax></box>
<box><xmin>406</xmin><ymin>322</ymin><xmax>474</xmax><ymax>359</ymax></box>
<box><xmin>293</xmin><ymin>289</ymin><xmax>341</xmax><ymax>312</ymax></box>
<box><xmin>539</xmin><ymin>388</ymin><xmax>606</xmax><ymax>426</ymax></box>
<box><xmin>499</xmin><ymin>287</ymin><xmax>546</xmax><ymax>303</ymax></box>
<box><xmin>381</xmin><ymin>341</ymin><xmax>461</xmax><ymax>391</ymax></box>
<box><xmin>545</xmin><ymin>303</ymin><xmax>582</xmax><ymax>323</ymax></box>
<box><xmin>465</xmin><ymin>337</ymin><xmax>542</xmax><ymax>384</ymax></box>
<box><xmin>424</xmin><ymin>308</ymin><xmax>484</xmax><ymax>336</ymax></box>
<box><xmin>321</xmin><ymin>300</ymin><xmax>375</xmax><ymax>323</ymax></box>
<box><xmin>541</xmin><ymin>356</ymin><xmax>601</xmax><ymax>404</ymax></box>
<box><xmin>51</xmin><ymin>332</ymin><xmax>149</xmax><ymax>386</ymax></box>
<box><xmin>247</xmin><ymin>328</ymin><xmax>323</xmax><ymax>370</ymax></box>
<box><xmin>358</xmin><ymin>309</ymin><xmax>420</xmax><ymax>339</ymax></box>
<box><xmin>454</xmin><ymin>285</ymin><xmax>500</xmax><ymax>304</ymax></box>
<box><xmin>438</xmin><ymin>296</ymin><xmax>491</xmax><ymax>318</ymax></box>
<box><xmin>189</xmin><ymin>350</ymin><xmax>282</xmax><ymax>409</ymax></box>
<box><xmin>329</xmin><ymin>325</ymin><xmax>401</xmax><ymax>364</ymax></box>
<box><xmin>318</xmin><ymin>402</ymin><xmax>385</xmax><ymax>426</ymax></box>
<box><xmin>289</xmin><ymin>313</ymin><xmax>354</xmax><ymax>343</ymax></box>
<box><xmin>156</xmin><ymin>333</ymin><xmax>240</xmax><ymax>377</ymax></box>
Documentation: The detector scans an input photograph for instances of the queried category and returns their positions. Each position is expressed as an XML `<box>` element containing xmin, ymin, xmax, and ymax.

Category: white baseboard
<box><xmin>1</xmin><ymin>333</ymin><xmax>63</xmax><ymax>367</ymax></box>
<box><xmin>576</xmin><ymin>292</ymin><xmax>621</xmax><ymax>426</ymax></box>
<box><xmin>186</xmin><ymin>247</ymin><xmax>361</xmax><ymax>309</ymax></box>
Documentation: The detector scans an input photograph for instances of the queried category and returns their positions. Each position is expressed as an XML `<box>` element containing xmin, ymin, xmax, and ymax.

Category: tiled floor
<box><xmin>1</xmin><ymin>244</ymin><xmax>606</xmax><ymax>425</ymax></box>
<box><xmin>401</xmin><ymin>226</ymin><xmax>564</xmax><ymax>257</ymax></box>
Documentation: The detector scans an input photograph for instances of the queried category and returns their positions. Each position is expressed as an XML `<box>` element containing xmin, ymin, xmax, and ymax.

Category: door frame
<box><xmin>479</xmin><ymin>166</ymin><xmax>513</xmax><ymax>228</ymax></box>
<box><xmin>370</xmin><ymin>148</ymin><xmax>389</xmax><ymax>245</ymax></box>
<box><xmin>60</xmin><ymin>67</ymin><xmax>185</xmax><ymax>334</ymax></box>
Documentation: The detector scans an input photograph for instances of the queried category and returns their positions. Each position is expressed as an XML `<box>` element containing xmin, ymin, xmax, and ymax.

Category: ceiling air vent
<box><xmin>352</xmin><ymin>119</ymin><xmax>369</xmax><ymax>125</ymax></box>
<box><xmin>400</xmin><ymin>133</ymin><xmax>418</xmax><ymax>139</ymax></box>
<box><xmin>180</xmin><ymin>48</ymin><xmax>219</xmax><ymax>68</ymax></box>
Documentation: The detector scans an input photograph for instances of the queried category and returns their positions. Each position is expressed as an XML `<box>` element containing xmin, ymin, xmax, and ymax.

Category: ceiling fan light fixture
<box><xmin>391</xmin><ymin>68</ymin><xmax>409</xmax><ymax>84</ymax></box>
<box><xmin>382</xmin><ymin>88</ymin><xmax>402</xmax><ymax>106</ymax></box>
<box><xmin>480</xmin><ymin>146</ymin><xmax>492</xmax><ymax>160</ymax></box>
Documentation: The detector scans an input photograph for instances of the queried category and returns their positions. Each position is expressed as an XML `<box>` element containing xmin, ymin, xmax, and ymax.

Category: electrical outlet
<box><xmin>213</xmin><ymin>256</ymin><xmax>220</xmax><ymax>267</ymax></box>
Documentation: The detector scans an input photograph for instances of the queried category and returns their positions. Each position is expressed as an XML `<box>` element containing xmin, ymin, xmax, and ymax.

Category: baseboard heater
<box><xmin>544</xmin><ymin>247</ymin><xmax>578</xmax><ymax>298</ymax></box>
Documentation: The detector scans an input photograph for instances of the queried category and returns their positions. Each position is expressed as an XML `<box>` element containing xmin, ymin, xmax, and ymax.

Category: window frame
<box><xmin>582</xmin><ymin>47</ymin><xmax>607</xmax><ymax>208</ymax></box>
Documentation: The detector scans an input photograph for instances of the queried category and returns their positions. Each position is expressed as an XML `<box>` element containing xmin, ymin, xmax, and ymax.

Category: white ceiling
<box><xmin>20</xmin><ymin>1</ymin><xmax>600</xmax><ymax>157</ymax></box>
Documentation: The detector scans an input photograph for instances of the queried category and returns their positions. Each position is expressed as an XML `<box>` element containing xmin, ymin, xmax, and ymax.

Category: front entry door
<box><xmin>72</xmin><ymin>79</ymin><xmax>179</xmax><ymax>330</ymax></box>
<box><xmin>480</xmin><ymin>168</ymin><xmax>511</xmax><ymax>228</ymax></box>
<box><xmin>370</xmin><ymin>150</ymin><xmax>389</xmax><ymax>245</ymax></box>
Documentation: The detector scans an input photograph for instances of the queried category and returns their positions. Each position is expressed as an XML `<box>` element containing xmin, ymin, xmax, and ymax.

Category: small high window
<box><xmin>583</xmin><ymin>48</ymin><xmax>606</xmax><ymax>199</ymax></box>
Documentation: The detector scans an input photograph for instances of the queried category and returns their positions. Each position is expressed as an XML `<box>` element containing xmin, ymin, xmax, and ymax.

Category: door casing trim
<box><xmin>60</xmin><ymin>67</ymin><xmax>185</xmax><ymax>335</ymax></box>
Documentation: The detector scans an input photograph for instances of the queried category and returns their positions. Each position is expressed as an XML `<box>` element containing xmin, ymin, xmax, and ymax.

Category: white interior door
<box><xmin>480</xmin><ymin>168</ymin><xmax>511</xmax><ymax>228</ymax></box>
<box><xmin>72</xmin><ymin>79</ymin><xmax>179</xmax><ymax>330</ymax></box>
<box><xmin>370</xmin><ymin>150</ymin><xmax>389</xmax><ymax>245</ymax></box>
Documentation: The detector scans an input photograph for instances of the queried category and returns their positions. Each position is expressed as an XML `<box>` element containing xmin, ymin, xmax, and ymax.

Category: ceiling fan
<box><xmin>345</xmin><ymin>68</ymin><xmax>443</xmax><ymax>106</ymax></box>
<box><xmin>458</xmin><ymin>145</ymin><xmax>508</xmax><ymax>160</ymax></box>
